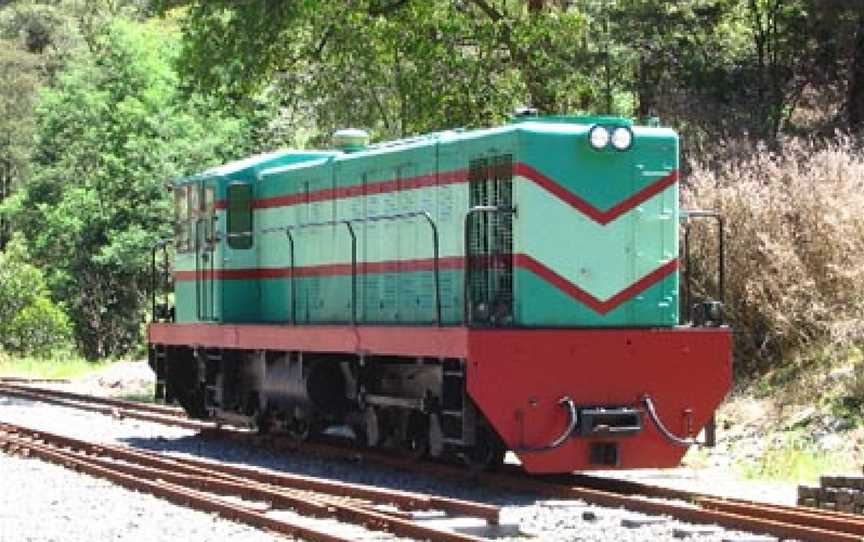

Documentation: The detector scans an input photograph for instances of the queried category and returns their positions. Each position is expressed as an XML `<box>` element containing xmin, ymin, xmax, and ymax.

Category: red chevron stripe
<box><xmin>513</xmin><ymin>254</ymin><xmax>679</xmax><ymax>315</ymax></box>
<box><xmin>513</xmin><ymin>164</ymin><xmax>678</xmax><ymax>225</ymax></box>
<box><xmin>211</xmin><ymin>164</ymin><xmax>677</xmax><ymax>225</ymax></box>
<box><xmin>175</xmin><ymin>255</ymin><xmax>677</xmax><ymax>315</ymax></box>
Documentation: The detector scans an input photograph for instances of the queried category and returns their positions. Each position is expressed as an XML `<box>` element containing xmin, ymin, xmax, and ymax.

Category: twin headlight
<box><xmin>588</xmin><ymin>125</ymin><xmax>633</xmax><ymax>151</ymax></box>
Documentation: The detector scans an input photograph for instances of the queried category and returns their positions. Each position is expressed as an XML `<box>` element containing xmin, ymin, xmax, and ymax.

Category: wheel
<box><xmin>364</xmin><ymin>406</ymin><xmax>381</xmax><ymax>448</ymax></box>
<box><xmin>286</xmin><ymin>419</ymin><xmax>311</xmax><ymax>442</ymax></box>
<box><xmin>403</xmin><ymin>411</ymin><xmax>430</xmax><ymax>459</ymax></box>
<box><xmin>461</xmin><ymin>425</ymin><xmax>505</xmax><ymax>471</ymax></box>
<box><xmin>256</xmin><ymin>410</ymin><xmax>275</xmax><ymax>435</ymax></box>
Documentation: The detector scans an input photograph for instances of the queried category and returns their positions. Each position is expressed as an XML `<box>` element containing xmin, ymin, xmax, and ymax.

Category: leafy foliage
<box><xmin>13</xmin><ymin>17</ymin><xmax>255</xmax><ymax>358</ymax></box>
<box><xmin>0</xmin><ymin>234</ymin><xmax>72</xmax><ymax>355</ymax></box>
<box><xmin>0</xmin><ymin>43</ymin><xmax>40</xmax><ymax>248</ymax></box>
<box><xmin>157</xmin><ymin>0</ymin><xmax>864</xmax><ymax>146</ymax></box>
<box><xmin>2</xmin><ymin>0</ymin><xmax>864</xmax><ymax>372</ymax></box>
<box><xmin>159</xmin><ymin>1</ymin><xmax>608</xmax><ymax>141</ymax></box>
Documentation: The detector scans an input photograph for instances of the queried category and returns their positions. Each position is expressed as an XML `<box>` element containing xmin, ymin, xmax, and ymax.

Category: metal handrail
<box><xmin>260</xmin><ymin>210</ymin><xmax>442</xmax><ymax>325</ymax></box>
<box><xmin>263</xmin><ymin>220</ymin><xmax>356</xmax><ymax>322</ymax></box>
<box><xmin>285</xmin><ymin>229</ymin><xmax>296</xmax><ymax>323</ymax></box>
<box><xmin>359</xmin><ymin>211</ymin><xmax>441</xmax><ymax>324</ymax></box>
<box><xmin>194</xmin><ymin>217</ymin><xmax>203</xmax><ymax>321</ymax></box>
<box><xmin>680</xmin><ymin>209</ymin><xmax>725</xmax><ymax>323</ymax></box>
<box><xmin>194</xmin><ymin>217</ymin><xmax>217</xmax><ymax>321</ymax></box>
<box><xmin>462</xmin><ymin>205</ymin><xmax>517</xmax><ymax>325</ymax></box>
<box><xmin>150</xmin><ymin>238</ymin><xmax>173</xmax><ymax>323</ymax></box>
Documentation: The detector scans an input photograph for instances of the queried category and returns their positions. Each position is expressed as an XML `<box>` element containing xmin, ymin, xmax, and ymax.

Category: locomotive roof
<box><xmin>177</xmin><ymin>115</ymin><xmax>673</xmax><ymax>184</ymax></box>
<box><xmin>176</xmin><ymin>149</ymin><xmax>339</xmax><ymax>185</ymax></box>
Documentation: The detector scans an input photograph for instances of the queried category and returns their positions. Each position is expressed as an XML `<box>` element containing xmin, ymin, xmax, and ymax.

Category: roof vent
<box><xmin>333</xmin><ymin>128</ymin><xmax>370</xmax><ymax>152</ymax></box>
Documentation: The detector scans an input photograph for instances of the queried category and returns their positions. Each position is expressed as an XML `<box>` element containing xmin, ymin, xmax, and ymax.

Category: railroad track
<box><xmin>236</xmin><ymin>434</ymin><xmax>864</xmax><ymax>542</ymax></box>
<box><xmin>0</xmin><ymin>382</ymin><xmax>206</xmax><ymax>430</ymax></box>
<box><xmin>0</xmin><ymin>377</ymin><xmax>71</xmax><ymax>384</ymax></box>
<box><xmin>4</xmin><ymin>381</ymin><xmax>864</xmax><ymax>541</ymax></box>
<box><xmin>0</xmin><ymin>420</ymin><xmax>501</xmax><ymax>542</ymax></box>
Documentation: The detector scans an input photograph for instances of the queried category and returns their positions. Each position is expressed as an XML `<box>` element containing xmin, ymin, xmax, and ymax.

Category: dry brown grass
<box><xmin>683</xmin><ymin>136</ymin><xmax>864</xmax><ymax>375</ymax></box>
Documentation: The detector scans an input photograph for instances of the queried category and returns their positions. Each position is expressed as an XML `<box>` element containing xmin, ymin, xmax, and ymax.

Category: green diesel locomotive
<box><xmin>149</xmin><ymin>115</ymin><xmax>730</xmax><ymax>473</ymax></box>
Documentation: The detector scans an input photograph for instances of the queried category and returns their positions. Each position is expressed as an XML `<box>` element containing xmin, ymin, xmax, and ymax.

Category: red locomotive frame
<box><xmin>149</xmin><ymin>323</ymin><xmax>731</xmax><ymax>473</ymax></box>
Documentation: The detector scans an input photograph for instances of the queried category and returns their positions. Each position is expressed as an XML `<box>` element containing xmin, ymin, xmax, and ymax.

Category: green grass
<box><xmin>0</xmin><ymin>350</ymin><xmax>108</xmax><ymax>380</ymax></box>
<box><xmin>737</xmin><ymin>433</ymin><xmax>856</xmax><ymax>483</ymax></box>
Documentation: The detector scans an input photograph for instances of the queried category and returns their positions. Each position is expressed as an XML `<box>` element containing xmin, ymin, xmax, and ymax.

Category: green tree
<box><xmin>160</xmin><ymin>0</ymin><xmax>864</xmax><ymax>143</ymax></box>
<box><xmin>158</xmin><ymin>0</ymin><xmax>611</xmax><ymax>142</ymax></box>
<box><xmin>0</xmin><ymin>233</ymin><xmax>72</xmax><ymax>355</ymax></box>
<box><xmin>0</xmin><ymin>43</ymin><xmax>40</xmax><ymax>249</ymax></box>
<box><xmin>15</xmin><ymin>17</ymin><xmax>254</xmax><ymax>358</ymax></box>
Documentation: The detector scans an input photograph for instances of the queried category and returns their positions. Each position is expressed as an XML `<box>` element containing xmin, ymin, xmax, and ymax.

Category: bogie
<box><xmin>156</xmin><ymin>345</ymin><xmax>498</xmax><ymax>461</ymax></box>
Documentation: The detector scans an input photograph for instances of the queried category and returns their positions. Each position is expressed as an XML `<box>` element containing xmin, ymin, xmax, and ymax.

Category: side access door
<box><xmin>193</xmin><ymin>180</ymin><xmax>218</xmax><ymax>321</ymax></box>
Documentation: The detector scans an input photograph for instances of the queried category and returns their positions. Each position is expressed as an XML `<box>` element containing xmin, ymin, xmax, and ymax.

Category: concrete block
<box><xmin>415</xmin><ymin>517</ymin><xmax>522</xmax><ymax>538</ymax></box>
<box><xmin>541</xmin><ymin>500</ymin><xmax>589</xmax><ymax>508</ymax></box>
<box><xmin>672</xmin><ymin>526</ymin><xmax>721</xmax><ymax>538</ymax></box>
<box><xmin>621</xmin><ymin>516</ymin><xmax>668</xmax><ymax>528</ymax></box>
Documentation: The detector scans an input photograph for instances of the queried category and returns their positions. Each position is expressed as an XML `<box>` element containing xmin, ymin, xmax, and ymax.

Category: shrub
<box><xmin>0</xmin><ymin>234</ymin><xmax>72</xmax><ymax>355</ymax></box>
<box><xmin>683</xmin><ymin>136</ymin><xmax>864</xmax><ymax>375</ymax></box>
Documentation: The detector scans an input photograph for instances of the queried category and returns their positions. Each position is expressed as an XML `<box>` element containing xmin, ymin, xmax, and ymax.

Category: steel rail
<box><xmin>0</xmin><ymin>383</ymin><xmax>483</xmax><ymax>515</ymax></box>
<box><xmin>0</xmin><ymin>377</ymin><xmax>70</xmax><ymax>384</ymax></box>
<box><xmin>231</xmin><ymin>435</ymin><xmax>864</xmax><ymax>542</ymax></box>
<box><xmin>0</xmin><ymin>419</ymin><xmax>498</xmax><ymax>523</ymax></box>
<box><xmin>502</xmin><ymin>477</ymin><xmax>861</xmax><ymax>542</ymax></box>
<box><xmin>0</xmin><ymin>385</ymin><xmax>211</xmax><ymax>430</ymax></box>
<box><xmin>697</xmin><ymin>497</ymin><xmax>864</xmax><ymax>536</ymax></box>
<box><xmin>0</xmin><ymin>383</ymin><xmax>184</xmax><ymax>417</ymax></box>
<box><xmin>0</xmin><ymin>422</ymin><xmax>497</xmax><ymax>542</ymax></box>
<box><xmin>0</xmin><ymin>429</ymin><xmax>351</xmax><ymax>542</ymax></box>
<box><xmin>569</xmin><ymin>472</ymin><xmax>864</xmax><ymax>529</ymax></box>
<box><xmin>159</xmin><ymin>442</ymin><xmax>501</xmax><ymax>523</ymax></box>
<box><xmin>7</xmin><ymin>384</ymin><xmax>860</xmax><ymax>541</ymax></box>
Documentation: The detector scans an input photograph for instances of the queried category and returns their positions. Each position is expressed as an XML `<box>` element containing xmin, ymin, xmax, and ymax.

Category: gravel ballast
<box><xmin>0</xmin><ymin>368</ymin><xmax>796</xmax><ymax>542</ymax></box>
<box><xmin>0</xmin><ymin>453</ymin><xmax>284</xmax><ymax>542</ymax></box>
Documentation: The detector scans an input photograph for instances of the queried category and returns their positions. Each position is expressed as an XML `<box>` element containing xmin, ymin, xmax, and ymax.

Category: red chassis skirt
<box><xmin>148</xmin><ymin>323</ymin><xmax>732</xmax><ymax>473</ymax></box>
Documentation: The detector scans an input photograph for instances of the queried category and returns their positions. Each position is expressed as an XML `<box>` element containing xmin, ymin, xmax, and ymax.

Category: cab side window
<box><xmin>227</xmin><ymin>183</ymin><xmax>253</xmax><ymax>249</ymax></box>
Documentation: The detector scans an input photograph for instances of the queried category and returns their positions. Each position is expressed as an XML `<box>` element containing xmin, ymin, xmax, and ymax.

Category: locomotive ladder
<box><xmin>151</xmin><ymin>343</ymin><xmax>168</xmax><ymax>403</ymax></box>
<box><xmin>440</xmin><ymin>358</ymin><xmax>468</xmax><ymax>446</ymax></box>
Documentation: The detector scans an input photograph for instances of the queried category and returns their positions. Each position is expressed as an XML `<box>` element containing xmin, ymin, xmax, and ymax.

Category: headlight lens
<box><xmin>610</xmin><ymin>126</ymin><xmax>633</xmax><ymax>150</ymax></box>
<box><xmin>588</xmin><ymin>125</ymin><xmax>610</xmax><ymax>150</ymax></box>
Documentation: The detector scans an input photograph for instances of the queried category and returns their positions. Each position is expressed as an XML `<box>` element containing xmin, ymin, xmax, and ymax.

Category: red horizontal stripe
<box><xmin>176</xmin><ymin>255</ymin><xmax>677</xmax><ymax>315</ymax></box>
<box><xmin>174</xmin><ymin>256</ymin><xmax>465</xmax><ymax>281</ymax></box>
<box><xmin>251</xmin><ymin>169</ymin><xmax>469</xmax><ymax>210</ymax></box>
<box><xmin>212</xmin><ymin>164</ymin><xmax>677</xmax><ymax>225</ymax></box>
